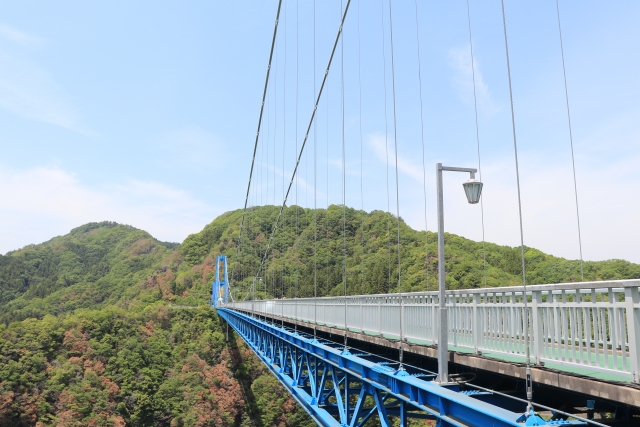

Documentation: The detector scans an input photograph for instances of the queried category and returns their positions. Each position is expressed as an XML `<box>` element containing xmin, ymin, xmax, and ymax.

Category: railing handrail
<box><xmin>230</xmin><ymin>279</ymin><xmax>640</xmax><ymax>303</ymax></box>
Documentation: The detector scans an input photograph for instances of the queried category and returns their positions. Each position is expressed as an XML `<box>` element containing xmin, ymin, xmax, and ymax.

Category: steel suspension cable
<box><xmin>230</xmin><ymin>0</ymin><xmax>283</xmax><ymax>290</ymax></box>
<box><xmin>253</xmin><ymin>0</ymin><xmax>353</xmax><ymax>284</ymax></box>
<box><xmin>313</xmin><ymin>0</ymin><xmax>318</xmax><ymax>340</ymax></box>
<box><xmin>273</xmin><ymin>34</ymin><xmax>279</xmax><ymax>302</ymax></box>
<box><xmin>282</xmin><ymin>2</ymin><xmax>288</xmax><ymax>323</ymax></box>
<box><xmin>358</xmin><ymin>0</ymin><xmax>365</xmax><ymax>297</ymax></box>
<box><xmin>341</xmin><ymin>0</ymin><xmax>348</xmax><ymax>351</ymax></box>
<box><xmin>555</xmin><ymin>0</ymin><xmax>584</xmax><ymax>282</ymax></box>
<box><xmin>465</xmin><ymin>0</ymin><xmax>488</xmax><ymax>287</ymax></box>
<box><xmin>413</xmin><ymin>0</ymin><xmax>429</xmax><ymax>293</ymax></box>
<box><xmin>259</xmin><ymin>100</ymin><xmax>265</xmax><ymax>306</ymax></box>
<box><xmin>266</xmin><ymin>70</ymin><xmax>271</xmax><ymax>304</ymax></box>
<box><xmin>387</xmin><ymin>0</ymin><xmax>405</xmax><ymax>369</ymax></box>
<box><xmin>295</xmin><ymin>0</ymin><xmax>299</xmax><ymax>333</ymax></box>
<box><xmin>379</xmin><ymin>0</ymin><xmax>392</xmax><ymax>295</ymax></box>
<box><xmin>326</xmin><ymin>71</ymin><xmax>330</xmax><ymax>299</ymax></box>
<box><xmin>500</xmin><ymin>0</ymin><xmax>533</xmax><ymax>413</ymax></box>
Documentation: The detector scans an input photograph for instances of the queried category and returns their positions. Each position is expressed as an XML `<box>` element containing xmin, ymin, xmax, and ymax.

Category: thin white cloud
<box><xmin>0</xmin><ymin>26</ymin><xmax>94</xmax><ymax>136</ymax></box>
<box><xmin>367</xmin><ymin>133</ymin><xmax>424</xmax><ymax>182</ymax></box>
<box><xmin>0</xmin><ymin>166</ymin><xmax>217</xmax><ymax>253</ymax></box>
<box><xmin>0</xmin><ymin>24</ymin><xmax>47</xmax><ymax>47</ymax></box>
<box><xmin>448</xmin><ymin>46</ymin><xmax>497</xmax><ymax>115</ymax></box>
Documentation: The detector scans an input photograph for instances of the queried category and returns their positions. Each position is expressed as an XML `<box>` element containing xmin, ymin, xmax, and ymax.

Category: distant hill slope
<box><xmin>0</xmin><ymin>222</ymin><xmax>176</xmax><ymax>324</ymax></box>
<box><xmin>177</xmin><ymin>205</ymin><xmax>640</xmax><ymax>301</ymax></box>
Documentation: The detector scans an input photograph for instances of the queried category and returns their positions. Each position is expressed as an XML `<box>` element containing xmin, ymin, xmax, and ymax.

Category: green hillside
<box><xmin>179</xmin><ymin>205</ymin><xmax>640</xmax><ymax>302</ymax></box>
<box><xmin>0</xmin><ymin>222</ymin><xmax>176</xmax><ymax>325</ymax></box>
<box><xmin>0</xmin><ymin>207</ymin><xmax>638</xmax><ymax>426</ymax></box>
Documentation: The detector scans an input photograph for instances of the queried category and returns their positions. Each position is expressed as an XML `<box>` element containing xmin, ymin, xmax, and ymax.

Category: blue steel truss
<box><xmin>210</xmin><ymin>255</ymin><xmax>229</xmax><ymax>308</ymax></box>
<box><xmin>218</xmin><ymin>307</ymin><xmax>584</xmax><ymax>427</ymax></box>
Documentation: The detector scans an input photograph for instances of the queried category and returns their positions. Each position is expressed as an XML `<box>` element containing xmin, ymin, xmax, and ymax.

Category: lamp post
<box><xmin>436</xmin><ymin>163</ymin><xmax>483</xmax><ymax>383</ymax></box>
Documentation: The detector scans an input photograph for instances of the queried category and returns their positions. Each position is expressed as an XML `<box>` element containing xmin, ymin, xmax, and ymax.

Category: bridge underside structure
<box><xmin>218</xmin><ymin>307</ymin><xmax>588</xmax><ymax>427</ymax></box>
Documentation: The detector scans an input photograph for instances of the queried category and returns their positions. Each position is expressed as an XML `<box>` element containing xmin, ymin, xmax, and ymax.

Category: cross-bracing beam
<box><xmin>218</xmin><ymin>308</ymin><xmax>584</xmax><ymax>427</ymax></box>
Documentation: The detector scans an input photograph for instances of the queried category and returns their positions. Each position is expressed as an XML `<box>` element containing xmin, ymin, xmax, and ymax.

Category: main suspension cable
<box><xmin>465</xmin><ymin>0</ymin><xmax>488</xmax><ymax>287</ymax></box>
<box><xmin>500</xmin><ymin>0</ymin><xmax>533</xmax><ymax>413</ymax></box>
<box><xmin>555</xmin><ymin>0</ymin><xmax>584</xmax><ymax>282</ymax></box>
<box><xmin>253</xmin><ymin>0</ymin><xmax>353</xmax><ymax>282</ymax></box>
<box><xmin>230</xmin><ymin>0</ymin><xmax>283</xmax><ymax>289</ymax></box>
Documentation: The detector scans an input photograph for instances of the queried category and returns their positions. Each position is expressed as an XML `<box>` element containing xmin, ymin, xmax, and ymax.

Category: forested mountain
<box><xmin>180</xmin><ymin>205</ymin><xmax>640</xmax><ymax>301</ymax></box>
<box><xmin>1</xmin><ymin>207</ymin><xmax>638</xmax><ymax>426</ymax></box>
<box><xmin>0</xmin><ymin>222</ymin><xmax>176</xmax><ymax>325</ymax></box>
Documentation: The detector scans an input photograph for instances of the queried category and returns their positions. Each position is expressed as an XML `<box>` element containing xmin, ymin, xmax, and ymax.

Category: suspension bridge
<box><xmin>210</xmin><ymin>0</ymin><xmax>639</xmax><ymax>425</ymax></box>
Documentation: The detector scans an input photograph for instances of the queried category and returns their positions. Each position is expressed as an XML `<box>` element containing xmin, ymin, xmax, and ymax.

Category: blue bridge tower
<box><xmin>210</xmin><ymin>255</ymin><xmax>229</xmax><ymax>308</ymax></box>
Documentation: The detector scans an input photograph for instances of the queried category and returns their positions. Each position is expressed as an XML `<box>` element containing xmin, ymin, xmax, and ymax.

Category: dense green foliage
<box><xmin>0</xmin><ymin>305</ymin><xmax>308</xmax><ymax>426</ymax></box>
<box><xmin>0</xmin><ymin>222</ymin><xmax>173</xmax><ymax>325</ymax></box>
<box><xmin>182</xmin><ymin>205</ymin><xmax>640</xmax><ymax>300</ymax></box>
<box><xmin>0</xmin><ymin>207</ymin><xmax>638</xmax><ymax>426</ymax></box>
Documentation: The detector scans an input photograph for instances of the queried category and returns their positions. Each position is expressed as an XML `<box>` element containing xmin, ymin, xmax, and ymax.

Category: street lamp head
<box><xmin>462</xmin><ymin>178</ymin><xmax>483</xmax><ymax>204</ymax></box>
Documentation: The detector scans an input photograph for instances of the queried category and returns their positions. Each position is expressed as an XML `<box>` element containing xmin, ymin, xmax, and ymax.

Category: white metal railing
<box><xmin>225</xmin><ymin>280</ymin><xmax>640</xmax><ymax>383</ymax></box>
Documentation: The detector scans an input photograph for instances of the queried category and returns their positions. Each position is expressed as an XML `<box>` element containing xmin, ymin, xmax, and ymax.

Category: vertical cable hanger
<box><xmin>249</xmin><ymin>151</ymin><xmax>256</xmax><ymax>308</ymax></box>
<box><xmin>273</xmin><ymin>30</ymin><xmax>279</xmax><ymax>305</ymax></box>
<box><xmin>294</xmin><ymin>0</ymin><xmax>300</xmax><ymax>341</ymax></box>
<box><xmin>294</xmin><ymin>0</ymin><xmax>300</xmax><ymax>333</ymax></box>
<box><xmin>555</xmin><ymin>0</ymin><xmax>584</xmax><ymax>282</ymax></box>
<box><xmin>313</xmin><ymin>0</ymin><xmax>318</xmax><ymax>340</ymax></box>
<box><xmin>262</xmin><ymin>85</ymin><xmax>266</xmax><ymax>307</ymax></box>
<box><xmin>358</xmin><ymin>0</ymin><xmax>365</xmax><ymax>297</ymax></box>
<box><xmin>326</xmin><ymin>64</ymin><xmax>330</xmax><ymax>300</ymax></box>
<box><xmin>265</xmin><ymin>52</ymin><xmax>270</xmax><ymax>308</ymax></box>
<box><xmin>387</xmin><ymin>0</ymin><xmax>406</xmax><ymax>372</ymax></box>
<box><xmin>282</xmin><ymin>0</ymin><xmax>288</xmax><ymax>325</ymax></box>
<box><xmin>500</xmin><ymin>0</ymin><xmax>533</xmax><ymax>414</ymax></box>
<box><xmin>266</xmin><ymin>68</ymin><xmax>271</xmax><ymax>306</ymax></box>
<box><xmin>341</xmin><ymin>0</ymin><xmax>349</xmax><ymax>353</ymax></box>
<box><xmin>379</xmin><ymin>0</ymin><xmax>392</xmax><ymax>295</ymax></box>
<box><xmin>465</xmin><ymin>0</ymin><xmax>488</xmax><ymax>287</ymax></box>
<box><xmin>258</xmin><ymin>97</ymin><xmax>264</xmax><ymax>312</ymax></box>
<box><xmin>413</xmin><ymin>0</ymin><xmax>429</xmax><ymax>292</ymax></box>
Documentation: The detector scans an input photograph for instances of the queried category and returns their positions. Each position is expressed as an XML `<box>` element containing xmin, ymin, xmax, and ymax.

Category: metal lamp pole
<box><xmin>436</xmin><ymin>163</ymin><xmax>483</xmax><ymax>383</ymax></box>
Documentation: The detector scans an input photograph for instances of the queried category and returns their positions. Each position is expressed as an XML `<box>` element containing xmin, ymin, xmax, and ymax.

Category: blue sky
<box><xmin>0</xmin><ymin>1</ymin><xmax>638</xmax><ymax>264</ymax></box>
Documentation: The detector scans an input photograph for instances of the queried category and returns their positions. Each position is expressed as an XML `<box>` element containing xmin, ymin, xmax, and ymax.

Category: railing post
<box><xmin>432</xmin><ymin>294</ymin><xmax>438</xmax><ymax>345</ymax></box>
<box><xmin>624</xmin><ymin>286</ymin><xmax>640</xmax><ymax>383</ymax></box>
<box><xmin>473</xmin><ymin>293</ymin><xmax>480</xmax><ymax>354</ymax></box>
<box><xmin>378</xmin><ymin>297</ymin><xmax>382</xmax><ymax>336</ymax></box>
<box><xmin>531</xmin><ymin>290</ymin><xmax>543</xmax><ymax>365</ymax></box>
